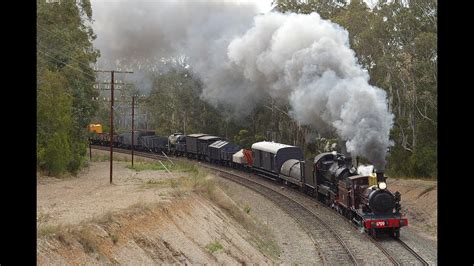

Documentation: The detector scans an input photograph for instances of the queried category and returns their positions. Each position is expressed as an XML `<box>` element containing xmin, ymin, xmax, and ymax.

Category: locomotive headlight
<box><xmin>378</xmin><ymin>182</ymin><xmax>387</xmax><ymax>190</ymax></box>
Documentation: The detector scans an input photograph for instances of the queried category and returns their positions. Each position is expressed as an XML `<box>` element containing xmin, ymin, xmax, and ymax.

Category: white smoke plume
<box><xmin>206</xmin><ymin>12</ymin><xmax>394</xmax><ymax>168</ymax></box>
<box><xmin>91</xmin><ymin>1</ymin><xmax>394</xmax><ymax>168</ymax></box>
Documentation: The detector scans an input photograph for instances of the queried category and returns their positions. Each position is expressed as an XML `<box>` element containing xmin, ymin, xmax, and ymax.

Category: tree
<box><xmin>37</xmin><ymin>0</ymin><xmax>100</xmax><ymax>175</ymax></box>
<box><xmin>145</xmin><ymin>67</ymin><xmax>227</xmax><ymax>137</ymax></box>
<box><xmin>37</xmin><ymin>70</ymin><xmax>73</xmax><ymax>176</ymax></box>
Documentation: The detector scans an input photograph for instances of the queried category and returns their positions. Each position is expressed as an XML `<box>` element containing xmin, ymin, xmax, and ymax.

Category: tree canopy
<box><xmin>37</xmin><ymin>0</ymin><xmax>100</xmax><ymax>176</ymax></box>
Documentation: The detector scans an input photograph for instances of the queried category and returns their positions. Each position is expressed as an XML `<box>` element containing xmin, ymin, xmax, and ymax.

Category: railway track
<box><xmin>204</xmin><ymin>165</ymin><xmax>359</xmax><ymax>265</ymax></box>
<box><xmin>90</xmin><ymin>145</ymin><xmax>430</xmax><ymax>265</ymax></box>
<box><xmin>376</xmin><ymin>238</ymin><xmax>429</xmax><ymax>266</ymax></box>
<box><xmin>293</xmin><ymin>187</ymin><xmax>430</xmax><ymax>266</ymax></box>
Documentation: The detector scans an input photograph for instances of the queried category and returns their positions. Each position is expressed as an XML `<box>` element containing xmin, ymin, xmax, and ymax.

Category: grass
<box><xmin>74</xmin><ymin>227</ymin><xmax>98</xmax><ymax>253</ymax></box>
<box><xmin>126</xmin><ymin>159</ymin><xmax>199</xmax><ymax>173</ymax></box>
<box><xmin>126</xmin><ymin>161</ymin><xmax>174</xmax><ymax>171</ymax></box>
<box><xmin>134</xmin><ymin>160</ymin><xmax>215</xmax><ymax>198</ymax></box>
<box><xmin>391</xmin><ymin>176</ymin><xmax>437</xmax><ymax>181</ymax></box>
<box><xmin>244</xmin><ymin>205</ymin><xmax>251</xmax><ymax>214</ymax></box>
<box><xmin>90</xmin><ymin>211</ymin><xmax>115</xmax><ymax>226</ymax></box>
<box><xmin>90</xmin><ymin>153</ymin><xmax>151</xmax><ymax>163</ymax></box>
<box><xmin>38</xmin><ymin>224</ymin><xmax>65</xmax><ymax>237</ymax></box>
<box><xmin>205</xmin><ymin>240</ymin><xmax>223</xmax><ymax>254</ymax></box>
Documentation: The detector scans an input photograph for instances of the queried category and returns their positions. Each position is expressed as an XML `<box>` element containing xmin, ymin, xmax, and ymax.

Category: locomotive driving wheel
<box><xmin>392</xmin><ymin>228</ymin><xmax>400</xmax><ymax>239</ymax></box>
<box><xmin>371</xmin><ymin>228</ymin><xmax>377</xmax><ymax>240</ymax></box>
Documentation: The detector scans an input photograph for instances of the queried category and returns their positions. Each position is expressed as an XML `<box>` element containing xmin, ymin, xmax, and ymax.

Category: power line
<box><xmin>37</xmin><ymin>24</ymin><xmax>96</xmax><ymax>57</ymax></box>
<box><xmin>38</xmin><ymin>49</ymin><xmax>97</xmax><ymax>80</ymax></box>
<box><xmin>37</xmin><ymin>42</ymin><xmax>94</xmax><ymax>72</ymax></box>
<box><xmin>37</xmin><ymin>25</ymin><xmax>101</xmax><ymax>73</ymax></box>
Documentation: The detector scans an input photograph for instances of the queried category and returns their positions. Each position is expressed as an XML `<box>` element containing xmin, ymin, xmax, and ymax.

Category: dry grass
<box><xmin>126</xmin><ymin>161</ymin><xmax>173</xmax><ymax>171</ymax></box>
<box><xmin>201</xmin><ymin>183</ymin><xmax>280</xmax><ymax>259</ymax></box>
<box><xmin>205</xmin><ymin>240</ymin><xmax>223</xmax><ymax>254</ymax></box>
<box><xmin>387</xmin><ymin>175</ymin><xmax>437</xmax><ymax>181</ymax></box>
<box><xmin>38</xmin><ymin>224</ymin><xmax>66</xmax><ymax>238</ymax></box>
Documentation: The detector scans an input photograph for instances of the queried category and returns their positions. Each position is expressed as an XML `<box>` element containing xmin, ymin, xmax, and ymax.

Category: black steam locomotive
<box><xmin>279</xmin><ymin>151</ymin><xmax>406</xmax><ymax>238</ymax></box>
<box><xmin>90</xmin><ymin>130</ymin><xmax>407</xmax><ymax>239</ymax></box>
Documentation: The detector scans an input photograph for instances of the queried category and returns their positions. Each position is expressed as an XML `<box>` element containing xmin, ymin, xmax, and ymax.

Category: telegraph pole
<box><xmin>94</xmin><ymin>69</ymin><xmax>133</xmax><ymax>184</ymax></box>
<box><xmin>131</xmin><ymin>95</ymin><xmax>135</xmax><ymax>168</ymax></box>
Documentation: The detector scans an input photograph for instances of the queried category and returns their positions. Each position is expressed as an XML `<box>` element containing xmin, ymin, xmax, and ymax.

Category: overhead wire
<box><xmin>37</xmin><ymin>25</ymin><xmax>98</xmax><ymax>71</ymax></box>
<box><xmin>38</xmin><ymin>49</ymin><xmax>97</xmax><ymax>80</ymax></box>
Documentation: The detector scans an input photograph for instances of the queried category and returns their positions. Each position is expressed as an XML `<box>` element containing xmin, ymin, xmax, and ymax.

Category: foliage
<box><xmin>144</xmin><ymin>67</ymin><xmax>240</xmax><ymax>138</ymax></box>
<box><xmin>37</xmin><ymin>70</ymin><xmax>73</xmax><ymax>175</ymax></box>
<box><xmin>37</xmin><ymin>0</ymin><xmax>100</xmax><ymax>175</ymax></box>
<box><xmin>205</xmin><ymin>240</ymin><xmax>223</xmax><ymax>254</ymax></box>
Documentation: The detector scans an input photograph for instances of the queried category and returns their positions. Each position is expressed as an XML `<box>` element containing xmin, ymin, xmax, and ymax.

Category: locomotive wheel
<box><xmin>392</xmin><ymin>229</ymin><xmax>400</xmax><ymax>239</ymax></box>
<box><xmin>371</xmin><ymin>228</ymin><xmax>377</xmax><ymax>240</ymax></box>
<box><xmin>346</xmin><ymin>210</ymin><xmax>353</xmax><ymax>220</ymax></box>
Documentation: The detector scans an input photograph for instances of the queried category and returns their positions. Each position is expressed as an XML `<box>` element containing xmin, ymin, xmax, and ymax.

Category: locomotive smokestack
<box><xmin>376</xmin><ymin>171</ymin><xmax>385</xmax><ymax>183</ymax></box>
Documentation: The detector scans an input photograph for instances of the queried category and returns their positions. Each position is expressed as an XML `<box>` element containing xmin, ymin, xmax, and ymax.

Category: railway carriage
<box><xmin>251</xmin><ymin>141</ymin><xmax>304</xmax><ymax>179</ymax></box>
<box><xmin>185</xmin><ymin>133</ymin><xmax>208</xmax><ymax>159</ymax></box>
<box><xmin>197</xmin><ymin>135</ymin><xmax>221</xmax><ymax>161</ymax></box>
<box><xmin>141</xmin><ymin>135</ymin><xmax>168</xmax><ymax>153</ymax></box>
<box><xmin>208</xmin><ymin>140</ymin><xmax>240</xmax><ymax>165</ymax></box>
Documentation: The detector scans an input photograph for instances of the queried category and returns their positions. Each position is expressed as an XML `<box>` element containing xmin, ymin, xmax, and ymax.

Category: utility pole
<box><xmin>94</xmin><ymin>69</ymin><xmax>133</xmax><ymax>184</ymax></box>
<box><xmin>131</xmin><ymin>95</ymin><xmax>135</xmax><ymax>168</ymax></box>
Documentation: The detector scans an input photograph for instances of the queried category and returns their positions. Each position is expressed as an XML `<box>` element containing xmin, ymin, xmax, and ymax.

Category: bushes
<box><xmin>37</xmin><ymin>71</ymin><xmax>74</xmax><ymax>176</ymax></box>
<box><xmin>38</xmin><ymin>133</ymin><xmax>72</xmax><ymax>176</ymax></box>
<box><xmin>386</xmin><ymin>144</ymin><xmax>437</xmax><ymax>179</ymax></box>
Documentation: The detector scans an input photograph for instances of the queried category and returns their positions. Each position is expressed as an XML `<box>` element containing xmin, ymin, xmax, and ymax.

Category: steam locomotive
<box><xmin>90</xmin><ymin>129</ymin><xmax>407</xmax><ymax>239</ymax></box>
<box><xmin>279</xmin><ymin>151</ymin><xmax>407</xmax><ymax>239</ymax></box>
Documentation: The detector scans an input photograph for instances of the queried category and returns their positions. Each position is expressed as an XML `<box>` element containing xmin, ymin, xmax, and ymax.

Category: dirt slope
<box><xmin>37</xmin><ymin>195</ymin><xmax>270</xmax><ymax>265</ymax></box>
<box><xmin>37</xmin><ymin>150</ymin><xmax>307</xmax><ymax>264</ymax></box>
<box><xmin>387</xmin><ymin>178</ymin><xmax>437</xmax><ymax>241</ymax></box>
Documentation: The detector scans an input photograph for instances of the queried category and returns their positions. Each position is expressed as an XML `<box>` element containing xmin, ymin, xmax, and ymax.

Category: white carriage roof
<box><xmin>209</xmin><ymin>140</ymin><xmax>229</xmax><ymax>148</ymax></box>
<box><xmin>187</xmin><ymin>133</ymin><xmax>207</xmax><ymax>138</ymax></box>
<box><xmin>199</xmin><ymin>135</ymin><xmax>221</xmax><ymax>141</ymax></box>
<box><xmin>251</xmin><ymin>141</ymin><xmax>296</xmax><ymax>154</ymax></box>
